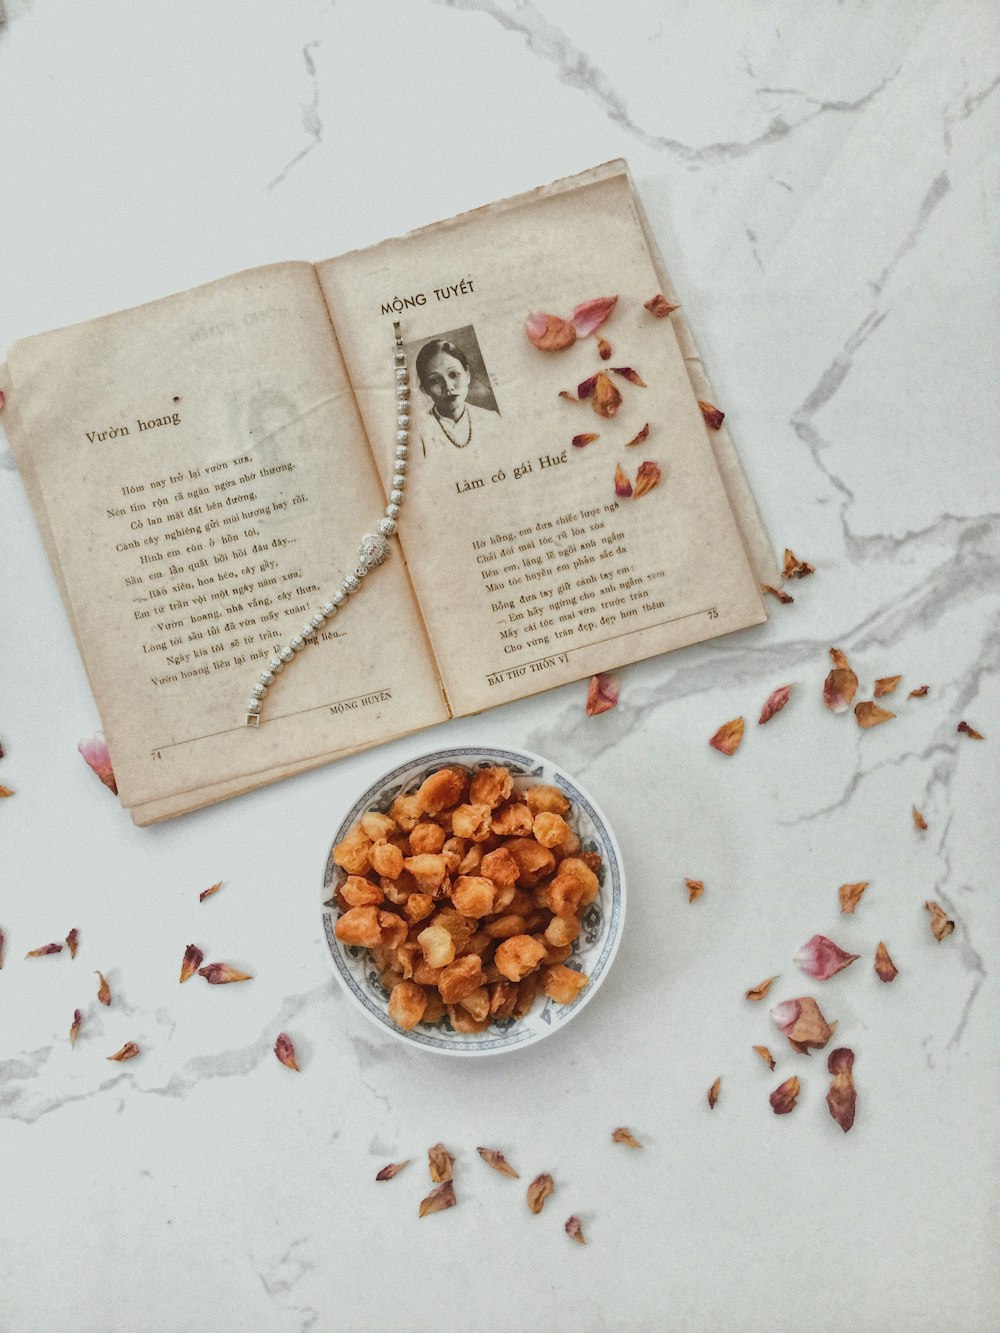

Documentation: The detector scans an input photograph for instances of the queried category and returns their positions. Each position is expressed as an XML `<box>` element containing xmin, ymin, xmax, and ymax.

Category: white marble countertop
<box><xmin>1</xmin><ymin>2</ymin><xmax>998</xmax><ymax>1330</ymax></box>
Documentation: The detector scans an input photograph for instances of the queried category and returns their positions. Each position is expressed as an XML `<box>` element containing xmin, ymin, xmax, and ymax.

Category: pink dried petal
<box><xmin>199</xmin><ymin>882</ymin><xmax>222</xmax><ymax>902</ymax></box>
<box><xmin>586</xmin><ymin>673</ymin><xmax>620</xmax><ymax>716</ymax></box>
<box><xmin>375</xmin><ymin>1160</ymin><xmax>411</xmax><ymax>1181</ymax></box>
<box><xmin>77</xmin><ymin>733</ymin><xmax>117</xmax><ymax>794</ymax></box>
<box><xmin>838</xmin><ymin>881</ymin><xmax>869</xmax><ymax>914</ymax></box>
<box><xmin>758</xmin><ymin>684</ymin><xmax>792</xmax><ymax>725</ymax></box>
<box><xmin>794</xmin><ymin>934</ymin><xmax>860</xmax><ymax>981</ymax></box>
<box><xmin>418</xmin><ymin>1180</ymin><xmax>456</xmax><ymax>1217</ymax></box>
<box><xmin>685</xmin><ymin>879</ymin><xmax>704</xmax><ymax>903</ymax></box>
<box><xmin>770</xmin><ymin>996</ymin><xmax>834</xmax><ymax>1053</ymax></box>
<box><xmin>527</xmin><ymin>1172</ymin><xmax>555</xmax><ymax>1214</ymax></box>
<box><xmin>825</xmin><ymin>1046</ymin><xmax>856</xmax><ymax>1132</ymax></box>
<box><xmin>698</xmin><ymin>400</ymin><xmax>725</xmax><ymax>430</ymax></box>
<box><xmin>597</xmin><ymin>337</ymin><xmax>612</xmax><ymax>361</ymax></box>
<box><xmin>761</xmin><ymin>583</ymin><xmax>794</xmax><ymax>604</ymax></box>
<box><xmin>632</xmin><ymin>460</ymin><xmax>661</xmax><ymax>498</ymax></box>
<box><xmin>592</xmin><ymin>372</ymin><xmax>623</xmax><ymax>419</ymax></box>
<box><xmin>0</xmin><ymin>930</ymin><xmax>5</xmax><ymax>969</ymax></box>
<box><xmin>874</xmin><ymin>941</ymin><xmax>898</xmax><ymax>982</ymax></box>
<box><xmin>274</xmin><ymin>1032</ymin><xmax>299</xmax><ymax>1071</ymax></box>
<box><xmin>874</xmin><ymin>675</ymin><xmax>901</xmax><ymax>697</ymax></box>
<box><xmin>908</xmin><ymin>685</ymin><xmax>929</xmax><ymax>698</ymax></box>
<box><xmin>612</xmin><ymin>366</ymin><xmax>646</xmax><ymax>387</ymax></box>
<box><xmin>107</xmin><ymin>1042</ymin><xmax>140</xmax><ymax>1062</ymax></box>
<box><xmin>0</xmin><ymin>388</ymin><xmax>5</xmax><ymax>411</ymax></box>
<box><xmin>710</xmin><ymin>717</ymin><xmax>745</xmax><ymax>756</ymax></box>
<box><xmin>626</xmin><ymin>423</ymin><xmax>650</xmax><ymax>447</ymax></box>
<box><xmin>525</xmin><ymin>312</ymin><xmax>576</xmax><ymax>351</ymax></box>
<box><xmin>95</xmin><ymin>971</ymin><xmax>111</xmax><ymax>1005</ymax></box>
<box><xmin>912</xmin><ymin>805</ymin><xmax>928</xmax><ymax>831</ymax></box>
<box><xmin>565</xmin><ymin>1215</ymin><xmax>586</xmax><ymax>1244</ymax></box>
<box><xmin>707</xmin><ymin>1077</ymin><xmax>721</xmax><ymax>1109</ymax></box>
<box><xmin>197</xmin><ymin>962</ymin><xmax>252</xmax><ymax>984</ymax></box>
<box><xmin>644</xmin><ymin>294</ymin><xmax>679</xmax><ymax>317</ymax></box>
<box><xmin>25</xmin><ymin>943</ymin><xmax>63</xmax><ymax>958</ymax></box>
<box><xmin>179</xmin><ymin>944</ymin><xmax>204</xmax><ymax>983</ymax></box>
<box><xmin>558</xmin><ymin>389</ymin><xmax>577</xmax><ymax>403</ymax></box>
<box><xmin>924</xmin><ymin>901</ymin><xmax>955</xmax><ymax>942</ymax></box>
<box><xmin>572</xmin><ymin>433</ymin><xmax>600</xmax><ymax>449</ymax></box>
<box><xmin>428</xmin><ymin>1143</ymin><xmax>454</xmax><ymax>1183</ymax></box>
<box><xmin>783</xmin><ymin>549</ymin><xmax>814</xmax><ymax>579</ymax></box>
<box><xmin>957</xmin><ymin>720</ymin><xmax>984</xmax><ymax>740</ymax></box>
<box><xmin>745</xmin><ymin>976</ymin><xmax>779</xmax><ymax>1002</ymax></box>
<box><xmin>572</xmin><ymin>296</ymin><xmax>617</xmax><ymax>337</ymax></box>
<box><xmin>65</xmin><ymin>928</ymin><xmax>79</xmax><ymax>958</ymax></box>
<box><xmin>0</xmin><ymin>786</ymin><xmax>13</xmax><ymax>798</ymax></box>
<box><xmin>855</xmin><ymin>700</ymin><xmax>896</xmax><ymax>728</ymax></box>
<box><xmin>753</xmin><ymin>1045</ymin><xmax>776</xmax><ymax>1071</ymax></box>
<box><xmin>611</xmin><ymin>1127</ymin><xmax>642</xmax><ymax>1148</ymax></box>
<box><xmin>769</xmin><ymin>1076</ymin><xmax>800</xmax><ymax>1114</ymax></box>
<box><xmin>614</xmin><ymin>464</ymin><xmax>633</xmax><ymax>499</ymax></box>
<box><xmin>577</xmin><ymin>374</ymin><xmax>598</xmax><ymax>399</ymax></box>
<box><xmin>477</xmin><ymin>1147</ymin><xmax>519</xmax><ymax>1178</ymax></box>
<box><xmin>823</xmin><ymin>647</ymin><xmax>858</xmax><ymax>713</ymax></box>
<box><xmin>70</xmin><ymin>1009</ymin><xmax>82</xmax><ymax>1047</ymax></box>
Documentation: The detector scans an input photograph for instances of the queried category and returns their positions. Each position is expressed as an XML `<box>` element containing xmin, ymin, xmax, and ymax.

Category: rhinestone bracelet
<box><xmin>245</xmin><ymin>321</ymin><xmax>408</xmax><ymax>727</ymax></box>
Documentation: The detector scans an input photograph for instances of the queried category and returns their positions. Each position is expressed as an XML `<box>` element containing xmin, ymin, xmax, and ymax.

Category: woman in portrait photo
<box><xmin>414</xmin><ymin>337</ymin><xmax>498</xmax><ymax>456</ymax></box>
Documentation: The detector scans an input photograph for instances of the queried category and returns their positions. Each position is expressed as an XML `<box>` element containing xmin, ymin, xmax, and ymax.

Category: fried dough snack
<box><xmin>332</xmin><ymin>765</ymin><xmax>596</xmax><ymax>1032</ymax></box>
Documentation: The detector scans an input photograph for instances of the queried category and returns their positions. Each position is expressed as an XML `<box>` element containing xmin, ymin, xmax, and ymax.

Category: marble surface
<box><xmin>1</xmin><ymin>2</ymin><xmax>998</xmax><ymax>1330</ymax></box>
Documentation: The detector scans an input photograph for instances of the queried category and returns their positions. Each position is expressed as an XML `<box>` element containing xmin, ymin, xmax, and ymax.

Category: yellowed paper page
<box><xmin>5</xmin><ymin>264</ymin><xmax>447</xmax><ymax>808</ymax></box>
<box><xmin>318</xmin><ymin>164</ymin><xmax>767</xmax><ymax>717</ymax></box>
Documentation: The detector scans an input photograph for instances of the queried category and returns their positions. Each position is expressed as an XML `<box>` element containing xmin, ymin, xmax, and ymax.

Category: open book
<box><xmin>2</xmin><ymin>161</ymin><xmax>778</xmax><ymax>825</ymax></box>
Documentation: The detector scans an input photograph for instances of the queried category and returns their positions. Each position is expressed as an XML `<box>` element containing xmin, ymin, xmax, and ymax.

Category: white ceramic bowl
<box><xmin>322</xmin><ymin>746</ymin><xmax>626</xmax><ymax>1056</ymax></box>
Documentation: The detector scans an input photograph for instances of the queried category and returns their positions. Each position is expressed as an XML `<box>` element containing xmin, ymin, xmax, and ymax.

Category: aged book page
<box><xmin>317</xmin><ymin>162</ymin><xmax>769</xmax><ymax>718</ymax></box>
<box><xmin>4</xmin><ymin>263</ymin><xmax>447</xmax><ymax>809</ymax></box>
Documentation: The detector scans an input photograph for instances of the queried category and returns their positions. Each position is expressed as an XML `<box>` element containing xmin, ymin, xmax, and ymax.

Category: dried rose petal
<box><xmin>855</xmin><ymin>701</ymin><xmax>896</xmax><ymax>728</ymax></box>
<box><xmin>908</xmin><ymin>685</ymin><xmax>929</xmax><ymax>698</ymax></box>
<box><xmin>577</xmin><ymin>374</ymin><xmax>598</xmax><ymax>399</ymax></box>
<box><xmin>644</xmin><ymin>294</ymin><xmax>678</xmax><ymax>318</ymax></box>
<box><xmin>745</xmin><ymin>976</ymin><xmax>778</xmax><ymax>1002</ymax></box>
<box><xmin>912</xmin><ymin>806</ymin><xmax>928</xmax><ymax>831</ymax></box>
<box><xmin>794</xmin><ymin>934</ymin><xmax>860</xmax><ymax>981</ymax></box>
<box><xmin>924</xmin><ymin>901</ymin><xmax>955</xmax><ymax>942</ymax></box>
<box><xmin>179</xmin><ymin>944</ymin><xmax>204</xmax><ymax>983</ymax></box>
<box><xmin>612</xmin><ymin>366</ymin><xmax>646</xmax><ymax>387</ymax></box>
<box><xmin>558</xmin><ymin>389</ymin><xmax>577</xmax><ymax>403</ymax></box>
<box><xmin>565</xmin><ymin>1215</ymin><xmax>586</xmax><ymax>1244</ymax></box>
<box><xmin>375</xmin><ymin>1160</ymin><xmax>411</xmax><ymax>1181</ymax></box>
<box><xmin>586</xmin><ymin>672</ymin><xmax>620</xmax><ymax>716</ymax></box>
<box><xmin>77</xmin><ymin>733</ymin><xmax>117</xmax><ymax>795</ymax></box>
<box><xmin>783</xmin><ymin>548</ymin><xmax>814</xmax><ymax>579</ymax></box>
<box><xmin>0</xmin><ymin>786</ymin><xmax>13</xmax><ymax>798</ymax></box>
<box><xmin>826</xmin><ymin>1047</ymin><xmax>856</xmax><ymax>1133</ymax></box>
<box><xmin>611</xmin><ymin>1127</ymin><xmax>642</xmax><ymax>1148</ymax></box>
<box><xmin>107</xmin><ymin>1042</ymin><xmax>140</xmax><ymax>1062</ymax></box>
<box><xmin>199</xmin><ymin>882</ymin><xmax>222</xmax><ymax>902</ymax></box>
<box><xmin>685</xmin><ymin>879</ymin><xmax>704</xmax><ymax>903</ymax></box>
<box><xmin>753</xmin><ymin>1045</ymin><xmax>777</xmax><ymax>1071</ymax></box>
<box><xmin>614</xmin><ymin>464</ymin><xmax>633</xmax><ymax>499</ymax></box>
<box><xmin>707</xmin><ymin>1077</ymin><xmax>721</xmax><ymax>1109</ymax></box>
<box><xmin>197</xmin><ymin>962</ymin><xmax>252</xmax><ymax>984</ymax></box>
<box><xmin>838</xmin><ymin>881</ymin><xmax>869</xmax><ymax>914</ymax></box>
<box><xmin>761</xmin><ymin>583</ymin><xmax>794</xmax><ymax>604</ymax></box>
<box><xmin>771</xmin><ymin>996</ymin><xmax>834</xmax><ymax>1053</ymax></box>
<box><xmin>70</xmin><ymin>1009</ymin><xmax>82</xmax><ymax>1047</ymax></box>
<box><xmin>525</xmin><ymin>312</ymin><xmax>576</xmax><ymax>351</ymax></box>
<box><xmin>65</xmin><ymin>928</ymin><xmax>79</xmax><ymax>959</ymax></box>
<box><xmin>698</xmin><ymin>400</ymin><xmax>725</xmax><ymax>430</ymax></box>
<box><xmin>626</xmin><ymin>422</ymin><xmax>650</xmax><ymax>447</ymax></box>
<box><xmin>874</xmin><ymin>941</ymin><xmax>898</xmax><ymax>982</ymax></box>
<box><xmin>477</xmin><ymin>1147</ymin><xmax>519</xmax><ymax>1178</ymax></box>
<box><xmin>25</xmin><ymin>943</ymin><xmax>63</xmax><ymax>958</ymax></box>
<box><xmin>95</xmin><ymin>971</ymin><xmax>111</xmax><ymax>1005</ymax></box>
<box><xmin>597</xmin><ymin>337</ymin><xmax>612</xmax><ymax>361</ymax></box>
<box><xmin>527</xmin><ymin>1172</ymin><xmax>554</xmax><ymax>1215</ymax></box>
<box><xmin>874</xmin><ymin>675</ymin><xmax>901</xmax><ymax>697</ymax></box>
<box><xmin>769</xmin><ymin>1075</ymin><xmax>800</xmax><ymax>1114</ymax></box>
<box><xmin>710</xmin><ymin>717</ymin><xmax>745</xmax><ymax>756</ymax></box>
<box><xmin>418</xmin><ymin>1180</ymin><xmax>456</xmax><ymax>1217</ymax></box>
<box><xmin>592</xmin><ymin>372</ymin><xmax>623</xmax><ymax>419</ymax></box>
<box><xmin>823</xmin><ymin>647</ymin><xmax>858</xmax><ymax>714</ymax></box>
<box><xmin>758</xmin><ymin>684</ymin><xmax>792</xmax><ymax>725</ymax></box>
<box><xmin>0</xmin><ymin>389</ymin><xmax>5</xmax><ymax>411</ymax></box>
<box><xmin>428</xmin><ymin>1143</ymin><xmax>454</xmax><ymax>1183</ymax></box>
<box><xmin>957</xmin><ymin>720</ymin><xmax>984</xmax><ymax>740</ymax></box>
<box><xmin>572</xmin><ymin>433</ymin><xmax>600</xmax><ymax>449</ymax></box>
<box><xmin>274</xmin><ymin>1032</ymin><xmax>299</xmax><ymax>1071</ymax></box>
<box><xmin>572</xmin><ymin>296</ymin><xmax>617</xmax><ymax>337</ymax></box>
<box><xmin>0</xmin><ymin>931</ymin><xmax>5</xmax><ymax>969</ymax></box>
<box><xmin>633</xmin><ymin>460</ymin><xmax>661</xmax><ymax>498</ymax></box>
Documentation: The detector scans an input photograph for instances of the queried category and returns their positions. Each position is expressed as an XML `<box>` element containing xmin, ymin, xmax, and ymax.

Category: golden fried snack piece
<box><xmin>451</xmin><ymin>803</ymin><xmax>494</xmax><ymax>842</ymax></box>
<box><xmin>480</xmin><ymin>846</ymin><xmax>520</xmax><ymax>888</ymax></box>
<box><xmin>532</xmin><ymin>811</ymin><xmax>570</xmax><ymax>849</ymax></box>
<box><xmin>543</xmin><ymin>914</ymin><xmax>580</xmax><ymax>948</ymax></box>
<box><xmin>369</xmin><ymin>841</ymin><xmax>404</xmax><ymax>879</ymax></box>
<box><xmin>438</xmin><ymin>954</ymin><xmax>486</xmax><ymax>1004</ymax></box>
<box><xmin>541</xmin><ymin>964</ymin><xmax>589</xmax><ymax>1004</ymax></box>
<box><xmin>335</xmin><ymin>905</ymin><xmax>382</xmax><ymax>948</ymax></box>
<box><xmin>491</xmin><ymin>802</ymin><xmax>534</xmax><ymax>837</ymax></box>
<box><xmin>416</xmin><ymin>767</ymin><xmax>466</xmax><ymax>815</ymax></box>
<box><xmin>417</xmin><ymin>924</ymin><xmax>456</xmax><ymax>969</ymax></box>
<box><xmin>340</xmin><ymin>875</ymin><xmax>384</xmax><ymax>908</ymax></box>
<box><xmin>409</xmin><ymin>821</ymin><xmax>447</xmax><ymax>855</ymax></box>
<box><xmin>388</xmin><ymin>980</ymin><xmax>428</xmax><ymax>1030</ymax></box>
<box><xmin>389</xmin><ymin>792</ymin><xmax>423</xmax><ymax>831</ymax></box>
<box><xmin>451</xmin><ymin>875</ymin><xmax>496</xmax><ymax>918</ymax></box>
<box><xmin>332</xmin><ymin>825</ymin><xmax>372</xmax><ymax>875</ymax></box>
<box><xmin>494</xmin><ymin>935</ymin><xmax>548</xmax><ymax>983</ymax></box>
<box><xmin>525</xmin><ymin>785</ymin><xmax>569</xmax><ymax>816</ymax></box>
<box><xmin>403</xmin><ymin>854</ymin><xmax>449</xmax><ymax>893</ymax></box>
<box><xmin>404</xmin><ymin>893</ymin><xmax>435</xmax><ymax>925</ymax></box>
<box><xmin>469</xmin><ymin>765</ymin><xmax>513</xmax><ymax>809</ymax></box>
<box><xmin>505</xmin><ymin>838</ymin><xmax>556</xmax><ymax>888</ymax></box>
<box><xmin>361</xmin><ymin>811</ymin><xmax>396</xmax><ymax>841</ymax></box>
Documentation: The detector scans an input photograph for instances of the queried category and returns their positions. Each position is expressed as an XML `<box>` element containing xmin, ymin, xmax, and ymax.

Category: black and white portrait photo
<box><xmin>405</xmin><ymin>324</ymin><xmax>500</xmax><ymax>457</ymax></box>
